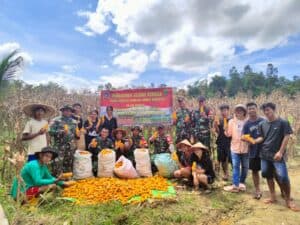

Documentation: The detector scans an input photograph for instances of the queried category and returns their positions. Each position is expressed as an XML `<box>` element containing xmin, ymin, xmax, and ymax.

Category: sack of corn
<box><xmin>73</xmin><ymin>150</ymin><xmax>93</xmax><ymax>180</ymax></box>
<box><xmin>97</xmin><ymin>149</ymin><xmax>116</xmax><ymax>177</ymax></box>
<box><xmin>153</xmin><ymin>153</ymin><xmax>179</xmax><ymax>178</ymax></box>
<box><xmin>134</xmin><ymin>148</ymin><xmax>152</xmax><ymax>177</ymax></box>
<box><xmin>114</xmin><ymin>156</ymin><xmax>139</xmax><ymax>179</ymax></box>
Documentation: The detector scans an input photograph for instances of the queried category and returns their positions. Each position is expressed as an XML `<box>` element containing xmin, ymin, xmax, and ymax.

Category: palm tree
<box><xmin>0</xmin><ymin>50</ymin><xmax>24</xmax><ymax>90</ymax></box>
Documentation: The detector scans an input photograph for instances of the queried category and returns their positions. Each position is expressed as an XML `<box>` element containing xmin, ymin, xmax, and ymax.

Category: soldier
<box><xmin>129</xmin><ymin>126</ymin><xmax>148</xmax><ymax>151</ymax></box>
<box><xmin>172</xmin><ymin>97</ymin><xmax>192</xmax><ymax>144</ymax></box>
<box><xmin>191</xmin><ymin>96</ymin><xmax>212</xmax><ymax>150</ymax></box>
<box><xmin>88</xmin><ymin>127</ymin><xmax>114</xmax><ymax>176</ymax></box>
<box><xmin>49</xmin><ymin>105</ymin><xmax>79</xmax><ymax>176</ymax></box>
<box><xmin>149</xmin><ymin>124</ymin><xmax>172</xmax><ymax>154</ymax></box>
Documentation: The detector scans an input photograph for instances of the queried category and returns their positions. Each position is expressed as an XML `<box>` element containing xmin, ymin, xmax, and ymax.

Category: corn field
<box><xmin>0</xmin><ymin>86</ymin><xmax>299</xmax><ymax>183</ymax></box>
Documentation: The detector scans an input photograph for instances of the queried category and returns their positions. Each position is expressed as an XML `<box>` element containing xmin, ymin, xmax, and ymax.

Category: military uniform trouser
<box><xmin>195</xmin><ymin>135</ymin><xmax>211</xmax><ymax>151</ymax></box>
<box><xmin>175</xmin><ymin>131</ymin><xmax>190</xmax><ymax>144</ymax></box>
<box><xmin>52</xmin><ymin>142</ymin><xmax>76</xmax><ymax>176</ymax></box>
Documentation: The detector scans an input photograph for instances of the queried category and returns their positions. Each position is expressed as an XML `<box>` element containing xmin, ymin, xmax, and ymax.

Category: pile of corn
<box><xmin>62</xmin><ymin>176</ymin><xmax>170</xmax><ymax>205</ymax></box>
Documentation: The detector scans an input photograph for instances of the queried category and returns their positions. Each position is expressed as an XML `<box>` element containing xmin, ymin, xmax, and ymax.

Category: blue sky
<box><xmin>0</xmin><ymin>0</ymin><xmax>300</xmax><ymax>90</ymax></box>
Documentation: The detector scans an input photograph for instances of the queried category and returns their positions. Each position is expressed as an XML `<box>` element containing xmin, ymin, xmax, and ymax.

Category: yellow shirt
<box><xmin>23</xmin><ymin>119</ymin><xmax>48</xmax><ymax>155</ymax></box>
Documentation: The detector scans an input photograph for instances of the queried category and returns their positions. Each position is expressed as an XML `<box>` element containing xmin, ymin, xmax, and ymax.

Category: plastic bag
<box><xmin>114</xmin><ymin>156</ymin><xmax>139</xmax><ymax>179</ymax></box>
<box><xmin>73</xmin><ymin>150</ymin><xmax>93</xmax><ymax>179</ymax></box>
<box><xmin>134</xmin><ymin>148</ymin><xmax>152</xmax><ymax>177</ymax></box>
<box><xmin>97</xmin><ymin>149</ymin><xmax>116</xmax><ymax>177</ymax></box>
<box><xmin>153</xmin><ymin>153</ymin><xmax>179</xmax><ymax>178</ymax></box>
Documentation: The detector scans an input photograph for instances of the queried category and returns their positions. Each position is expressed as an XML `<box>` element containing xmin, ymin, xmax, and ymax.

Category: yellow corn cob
<box><xmin>42</xmin><ymin>123</ymin><xmax>49</xmax><ymax>130</ymax></box>
<box><xmin>192</xmin><ymin>162</ymin><xmax>197</xmax><ymax>172</ymax></box>
<box><xmin>62</xmin><ymin>172</ymin><xmax>73</xmax><ymax>179</ymax></box>
<box><xmin>223</xmin><ymin>118</ymin><xmax>228</xmax><ymax>128</ymax></box>
<box><xmin>171</xmin><ymin>152</ymin><xmax>179</xmax><ymax>162</ymax></box>
<box><xmin>90</xmin><ymin>138</ymin><xmax>98</xmax><ymax>148</ymax></box>
<box><xmin>75</xmin><ymin>127</ymin><xmax>80</xmax><ymax>137</ymax></box>
<box><xmin>200</xmin><ymin>106</ymin><xmax>204</xmax><ymax>113</ymax></box>
<box><xmin>172</xmin><ymin>111</ymin><xmax>177</xmax><ymax>121</ymax></box>
<box><xmin>64</xmin><ymin>124</ymin><xmax>69</xmax><ymax>134</ymax></box>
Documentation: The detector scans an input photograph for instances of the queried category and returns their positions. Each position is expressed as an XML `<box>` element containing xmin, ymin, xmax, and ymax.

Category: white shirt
<box><xmin>23</xmin><ymin>119</ymin><xmax>48</xmax><ymax>155</ymax></box>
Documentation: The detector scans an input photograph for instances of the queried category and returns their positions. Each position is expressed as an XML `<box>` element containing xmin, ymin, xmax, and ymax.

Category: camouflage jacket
<box><xmin>91</xmin><ymin>136</ymin><xmax>114</xmax><ymax>152</ymax></box>
<box><xmin>174</xmin><ymin>108</ymin><xmax>192</xmax><ymax>140</ymax></box>
<box><xmin>150</xmin><ymin>134</ymin><xmax>172</xmax><ymax>154</ymax></box>
<box><xmin>130</xmin><ymin>135</ymin><xmax>148</xmax><ymax>150</ymax></box>
<box><xmin>49</xmin><ymin>116</ymin><xmax>78</xmax><ymax>145</ymax></box>
<box><xmin>191</xmin><ymin>107</ymin><xmax>211</xmax><ymax>138</ymax></box>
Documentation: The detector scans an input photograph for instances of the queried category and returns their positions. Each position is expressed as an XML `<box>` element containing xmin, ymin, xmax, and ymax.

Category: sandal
<box><xmin>287</xmin><ymin>202</ymin><xmax>300</xmax><ymax>212</ymax></box>
<box><xmin>238</xmin><ymin>183</ymin><xmax>246</xmax><ymax>192</ymax></box>
<box><xmin>263</xmin><ymin>198</ymin><xmax>277</xmax><ymax>204</ymax></box>
<box><xmin>253</xmin><ymin>192</ymin><xmax>262</xmax><ymax>200</ymax></box>
<box><xmin>223</xmin><ymin>185</ymin><xmax>239</xmax><ymax>193</ymax></box>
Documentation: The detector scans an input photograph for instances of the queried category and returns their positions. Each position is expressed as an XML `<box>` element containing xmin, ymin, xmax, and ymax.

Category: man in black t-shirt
<box><xmin>254</xmin><ymin>102</ymin><xmax>299</xmax><ymax>211</ymax></box>
<box><xmin>213</xmin><ymin>104</ymin><xmax>231</xmax><ymax>181</ymax></box>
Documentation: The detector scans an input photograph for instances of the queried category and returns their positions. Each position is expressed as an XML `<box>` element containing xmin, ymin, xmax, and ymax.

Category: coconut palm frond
<box><xmin>0</xmin><ymin>50</ymin><xmax>24</xmax><ymax>87</ymax></box>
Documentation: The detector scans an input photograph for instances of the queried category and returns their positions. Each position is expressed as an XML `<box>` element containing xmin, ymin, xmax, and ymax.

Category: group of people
<box><xmin>12</xmin><ymin>96</ymin><xmax>299</xmax><ymax>211</ymax></box>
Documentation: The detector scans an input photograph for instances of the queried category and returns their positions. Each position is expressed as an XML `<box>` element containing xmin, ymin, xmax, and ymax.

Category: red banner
<box><xmin>100</xmin><ymin>88</ymin><xmax>173</xmax><ymax>126</ymax></box>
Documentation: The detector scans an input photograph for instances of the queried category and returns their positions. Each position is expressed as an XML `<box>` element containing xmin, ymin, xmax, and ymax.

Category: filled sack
<box><xmin>134</xmin><ymin>148</ymin><xmax>152</xmax><ymax>177</ymax></box>
<box><xmin>153</xmin><ymin>153</ymin><xmax>179</xmax><ymax>178</ymax></box>
<box><xmin>114</xmin><ymin>156</ymin><xmax>139</xmax><ymax>179</ymax></box>
<box><xmin>97</xmin><ymin>149</ymin><xmax>116</xmax><ymax>177</ymax></box>
<box><xmin>73</xmin><ymin>150</ymin><xmax>93</xmax><ymax>179</ymax></box>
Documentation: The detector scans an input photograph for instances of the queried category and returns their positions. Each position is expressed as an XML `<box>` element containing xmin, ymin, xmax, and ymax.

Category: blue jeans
<box><xmin>261</xmin><ymin>159</ymin><xmax>290</xmax><ymax>184</ymax></box>
<box><xmin>231</xmin><ymin>152</ymin><xmax>249</xmax><ymax>186</ymax></box>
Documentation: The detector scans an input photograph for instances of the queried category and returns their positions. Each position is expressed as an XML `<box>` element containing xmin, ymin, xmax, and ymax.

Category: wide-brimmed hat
<box><xmin>23</xmin><ymin>103</ymin><xmax>55</xmax><ymax>118</ymax></box>
<box><xmin>198</xmin><ymin>96</ymin><xmax>206</xmax><ymax>102</ymax></box>
<box><xmin>60</xmin><ymin>104</ymin><xmax>74</xmax><ymax>112</ymax></box>
<box><xmin>113</xmin><ymin>128</ymin><xmax>126</xmax><ymax>138</ymax></box>
<box><xmin>131</xmin><ymin>126</ymin><xmax>142</xmax><ymax>132</ymax></box>
<box><xmin>191</xmin><ymin>142</ymin><xmax>208</xmax><ymax>151</ymax></box>
<box><xmin>157</xmin><ymin>124</ymin><xmax>165</xmax><ymax>130</ymax></box>
<box><xmin>34</xmin><ymin>146</ymin><xmax>58</xmax><ymax>159</ymax></box>
<box><xmin>234</xmin><ymin>104</ymin><xmax>247</xmax><ymax>113</ymax></box>
<box><xmin>176</xmin><ymin>139</ymin><xmax>192</xmax><ymax>149</ymax></box>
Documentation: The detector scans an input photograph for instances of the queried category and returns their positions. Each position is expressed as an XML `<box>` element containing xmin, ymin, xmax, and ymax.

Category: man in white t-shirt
<box><xmin>22</xmin><ymin>104</ymin><xmax>55</xmax><ymax>161</ymax></box>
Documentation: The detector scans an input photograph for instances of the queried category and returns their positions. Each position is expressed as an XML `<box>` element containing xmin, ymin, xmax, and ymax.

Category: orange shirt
<box><xmin>226</xmin><ymin>117</ymin><xmax>248</xmax><ymax>154</ymax></box>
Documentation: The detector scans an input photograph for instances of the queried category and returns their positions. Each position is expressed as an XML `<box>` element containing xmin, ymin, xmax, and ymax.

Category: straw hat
<box><xmin>234</xmin><ymin>104</ymin><xmax>247</xmax><ymax>113</ymax></box>
<box><xmin>113</xmin><ymin>128</ymin><xmax>126</xmax><ymax>138</ymax></box>
<box><xmin>191</xmin><ymin>142</ymin><xmax>208</xmax><ymax>151</ymax></box>
<box><xmin>23</xmin><ymin>103</ymin><xmax>55</xmax><ymax>118</ymax></box>
<box><xmin>176</xmin><ymin>139</ymin><xmax>192</xmax><ymax>149</ymax></box>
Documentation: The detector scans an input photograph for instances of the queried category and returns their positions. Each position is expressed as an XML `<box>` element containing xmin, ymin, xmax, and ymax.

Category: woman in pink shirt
<box><xmin>224</xmin><ymin>104</ymin><xmax>249</xmax><ymax>193</ymax></box>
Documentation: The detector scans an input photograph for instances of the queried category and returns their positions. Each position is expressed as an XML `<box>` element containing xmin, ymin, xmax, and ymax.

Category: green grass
<box><xmin>0</xmin><ymin>183</ymin><xmax>244</xmax><ymax>225</ymax></box>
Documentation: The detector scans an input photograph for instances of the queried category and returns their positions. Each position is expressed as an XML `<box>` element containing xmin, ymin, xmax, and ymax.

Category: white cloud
<box><xmin>76</xmin><ymin>7</ymin><xmax>109</xmax><ymax>36</ymax></box>
<box><xmin>113</xmin><ymin>49</ymin><xmax>148</xmax><ymax>73</ymax></box>
<box><xmin>61</xmin><ymin>64</ymin><xmax>77</xmax><ymax>73</ymax></box>
<box><xmin>0</xmin><ymin>42</ymin><xmax>33</xmax><ymax>65</ymax></box>
<box><xmin>99</xmin><ymin>72</ymin><xmax>139</xmax><ymax>87</ymax></box>
<box><xmin>75</xmin><ymin>0</ymin><xmax>300</xmax><ymax>74</ymax></box>
<box><xmin>23</xmin><ymin>72</ymin><xmax>98</xmax><ymax>91</ymax></box>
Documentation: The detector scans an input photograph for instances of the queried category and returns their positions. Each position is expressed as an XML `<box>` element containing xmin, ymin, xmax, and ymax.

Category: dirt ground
<box><xmin>215</xmin><ymin>159</ymin><xmax>300</xmax><ymax>225</ymax></box>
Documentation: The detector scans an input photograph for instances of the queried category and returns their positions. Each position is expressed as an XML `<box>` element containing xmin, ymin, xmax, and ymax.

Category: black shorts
<box><xmin>249</xmin><ymin>157</ymin><xmax>261</xmax><ymax>171</ymax></box>
<box><xmin>217</xmin><ymin>145</ymin><xmax>231</xmax><ymax>163</ymax></box>
<box><xmin>207</xmin><ymin>175</ymin><xmax>214</xmax><ymax>184</ymax></box>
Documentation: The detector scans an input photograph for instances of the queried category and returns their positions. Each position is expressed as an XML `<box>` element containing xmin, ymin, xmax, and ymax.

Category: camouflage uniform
<box><xmin>130</xmin><ymin>135</ymin><xmax>148</xmax><ymax>150</ymax></box>
<box><xmin>88</xmin><ymin>136</ymin><xmax>114</xmax><ymax>175</ymax></box>
<box><xmin>150</xmin><ymin>134</ymin><xmax>172</xmax><ymax>154</ymax></box>
<box><xmin>49</xmin><ymin>116</ymin><xmax>78</xmax><ymax>176</ymax></box>
<box><xmin>174</xmin><ymin>108</ymin><xmax>192</xmax><ymax>144</ymax></box>
<box><xmin>191</xmin><ymin>107</ymin><xmax>211</xmax><ymax>150</ymax></box>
